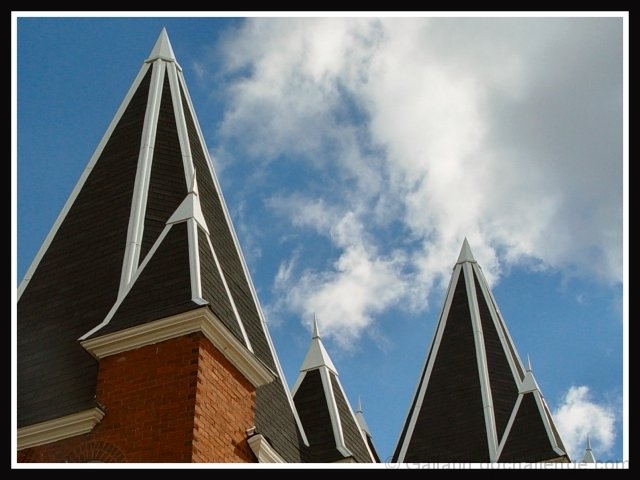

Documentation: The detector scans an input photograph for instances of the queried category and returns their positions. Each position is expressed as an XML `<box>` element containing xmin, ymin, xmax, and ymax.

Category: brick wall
<box><xmin>18</xmin><ymin>332</ymin><xmax>257</xmax><ymax>463</ymax></box>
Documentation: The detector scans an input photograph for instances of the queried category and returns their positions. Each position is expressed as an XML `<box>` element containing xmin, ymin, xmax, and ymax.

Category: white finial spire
<box><xmin>313</xmin><ymin>313</ymin><xmax>320</xmax><ymax>339</ymax></box>
<box><xmin>299</xmin><ymin>315</ymin><xmax>337</xmax><ymax>373</ymax></box>
<box><xmin>355</xmin><ymin>395</ymin><xmax>372</xmax><ymax>435</ymax></box>
<box><xmin>456</xmin><ymin>237</ymin><xmax>476</xmax><ymax>264</ymax></box>
<box><xmin>520</xmin><ymin>355</ymin><xmax>541</xmax><ymax>393</ymax></box>
<box><xmin>146</xmin><ymin>27</ymin><xmax>177</xmax><ymax>63</ymax></box>
<box><xmin>582</xmin><ymin>434</ymin><xmax>596</xmax><ymax>463</ymax></box>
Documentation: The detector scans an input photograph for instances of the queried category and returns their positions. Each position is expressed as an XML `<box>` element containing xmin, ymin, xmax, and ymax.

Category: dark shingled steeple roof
<box><xmin>292</xmin><ymin>317</ymin><xmax>379</xmax><ymax>463</ymax></box>
<box><xmin>392</xmin><ymin>238</ymin><xmax>570</xmax><ymax>463</ymax></box>
<box><xmin>17</xmin><ymin>28</ymin><xmax>307</xmax><ymax>462</ymax></box>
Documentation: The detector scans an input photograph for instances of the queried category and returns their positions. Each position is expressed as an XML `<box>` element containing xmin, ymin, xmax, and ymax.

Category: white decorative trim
<box><xmin>119</xmin><ymin>59</ymin><xmax>166</xmax><ymax>291</ymax></box>
<box><xmin>166</xmin><ymin>61</ymin><xmax>194</xmax><ymax>184</ymax></box>
<box><xmin>494</xmin><ymin>392</ymin><xmax>522</xmax><ymax>461</ymax></box>
<box><xmin>80</xmin><ymin>307</ymin><xmax>276</xmax><ymax>388</ymax></box>
<box><xmin>247</xmin><ymin>434</ymin><xmax>286</xmax><ymax>463</ymax></box>
<box><xmin>188</xmin><ymin>218</ymin><xmax>203</xmax><ymax>301</ymax></box>
<box><xmin>203</xmin><ymin>232</ymin><xmax>253</xmax><ymax>353</ymax></box>
<box><xmin>474</xmin><ymin>263</ymin><xmax>526</xmax><ymax>382</ymax></box>
<box><xmin>465</xmin><ymin>262</ymin><xmax>498</xmax><ymax>460</ymax></box>
<box><xmin>494</xmin><ymin>391</ymin><xmax>568</xmax><ymax>461</ymax></box>
<box><xmin>334</xmin><ymin>376</ymin><xmax>378</xmax><ymax>462</ymax></box>
<box><xmin>533</xmin><ymin>391</ymin><xmax>569</xmax><ymax>457</ymax></box>
<box><xmin>79</xmin><ymin>224</ymin><xmax>171</xmax><ymax>340</ymax></box>
<box><xmin>320</xmin><ymin>368</ymin><xmax>352</xmax><ymax>458</ymax></box>
<box><xmin>17</xmin><ymin>407</ymin><xmax>105</xmax><ymax>450</ymax></box>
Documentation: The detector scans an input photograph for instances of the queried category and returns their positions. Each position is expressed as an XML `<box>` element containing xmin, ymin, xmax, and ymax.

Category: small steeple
<box><xmin>298</xmin><ymin>315</ymin><xmax>337</xmax><ymax>374</ymax></box>
<box><xmin>581</xmin><ymin>434</ymin><xmax>596</xmax><ymax>463</ymax></box>
<box><xmin>520</xmin><ymin>354</ymin><xmax>541</xmax><ymax>393</ymax></box>
<box><xmin>291</xmin><ymin>316</ymin><xmax>379</xmax><ymax>462</ymax></box>
<box><xmin>355</xmin><ymin>396</ymin><xmax>372</xmax><ymax>435</ymax></box>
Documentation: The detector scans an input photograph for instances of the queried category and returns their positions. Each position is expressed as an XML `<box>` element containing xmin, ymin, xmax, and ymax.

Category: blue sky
<box><xmin>12</xmin><ymin>13</ymin><xmax>628</xmax><ymax>465</ymax></box>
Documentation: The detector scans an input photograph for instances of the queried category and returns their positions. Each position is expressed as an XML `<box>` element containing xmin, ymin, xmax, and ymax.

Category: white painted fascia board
<box><xmin>320</xmin><ymin>368</ymin><xmax>352</xmax><ymax>458</ymax></box>
<box><xmin>247</xmin><ymin>434</ymin><xmax>286</xmax><ymax>463</ymax></box>
<box><xmin>17</xmin><ymin>407</ymin><xmax>105</xmax><ymax>450</ymax></box>
<box><xmin>80</xmin><ymin>306</ymin><xmax>276</xmax><ymax>388</ymax></box>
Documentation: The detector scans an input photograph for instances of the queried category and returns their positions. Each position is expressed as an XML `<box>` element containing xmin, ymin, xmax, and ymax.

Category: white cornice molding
<box><xmin>247</xmin><ymin>434</ymin><xmax>286</xmax><ymax>463</ymax></box>
<box><xmin>17</xmin><ymin>407</ymin><xmax>105</xmax><ymax>450</ymax></box>
<box><xmin>80</xmin><ymin>306</ymin><xmax>276</xmax><ymax>388</ymax></box>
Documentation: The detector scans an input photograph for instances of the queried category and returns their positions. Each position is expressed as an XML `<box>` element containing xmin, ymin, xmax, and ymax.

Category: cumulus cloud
<box><xmin>553</xmin><ymin>385</ymin><xmax>618</xmax><ymax>462</ymax></box>
<box><xmin>270</xmin><ymin>202</ymin><xmax>415</xmax><ymax>349</ymax></box>
<box><xmin>210</xmin><ymin>17</ymin><xmax>623</xmax><ymax>348</ymax></box>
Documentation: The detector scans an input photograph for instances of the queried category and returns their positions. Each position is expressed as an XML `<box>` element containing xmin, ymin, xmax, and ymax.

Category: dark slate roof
<box><xmin>392</xmin><ymin>238</ymin><xmax>570</xmax><ymax>463</ymax></box>
<box><xmin>292</xmin><ymin>319</ymin><xmax>378</xmax><ymax>463</ymax></box>
<box><xmin>17</xmin><ymin>28</ymin><xmax>306</xmax><ymax>462</ymax></box>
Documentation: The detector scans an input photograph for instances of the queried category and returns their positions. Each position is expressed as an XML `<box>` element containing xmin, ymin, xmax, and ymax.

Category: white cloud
<box><xmin>270</xmin><ymin>203</ymin><xmax>415</xmax><ymax>350</ymax></box>
<box><xmin>211</xmin><ymin>17</ymin><xmax>623</xmax><ymax>348</ymax></box>
<box><xmin>274</xmin><ymin>242</ymin><xmax>410</xmax><ymax>350</ymax></box>
<box><xmin>553</xmin><ymin>385</ymin><xmax>617</xmax><ymax>462</ymax></box>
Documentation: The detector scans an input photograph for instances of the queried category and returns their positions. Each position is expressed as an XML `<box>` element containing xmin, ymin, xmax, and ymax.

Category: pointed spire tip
<box><xmin>147</xmin><ymin>27</ymin><xmax>176</xmax><ymax>63</ymax></box>
<box><xmin>456</xmin><ymin>237</ymin><xmax>476</xmax><ymax>264</ymax></box>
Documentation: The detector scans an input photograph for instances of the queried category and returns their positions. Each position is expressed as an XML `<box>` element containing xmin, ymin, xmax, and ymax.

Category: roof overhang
<box><xmin>247</xmin><ymin>434</ymin><xmax>286</xmax><ymax>463</ymax></box>
<box><xmin>80</xmin><ymin>306</ymin><xmax>276</xmax><ymax>388</ymax></box>
<box><xmin>17</xmin><ymin>407</ymin><xmax>105</xmax><ymax>451</ymax></box>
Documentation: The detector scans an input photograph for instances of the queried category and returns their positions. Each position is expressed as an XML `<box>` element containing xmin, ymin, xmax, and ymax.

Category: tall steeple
<box><xmin>17</xmin><ymin>28</ymin><xmax>306</xmax><ymax>461</ymax></box>
<box><xmin>291</xmin><ymin>317</ymin><xmax>379</xmax><ymax>462</ymax></box>
<box><xmin>392</xmin><ymin>238</ymin><xmax>569</xmax><ymax>463</ymax></box>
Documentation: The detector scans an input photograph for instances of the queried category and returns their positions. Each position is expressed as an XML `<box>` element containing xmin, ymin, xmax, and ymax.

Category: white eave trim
<box><xmin>80</xmin><ymin>306</ymin><xmax>276</xmax><ymax>388</ymax></box>
<box><xmin>17</xmin><ymin>407</ymin><xmax>105</xmax><ymax>450</ymax></box>
<box><xmin>247</xmin><ymin>434</ymin><xmax>286</xmax><ymax>463</ymax></box>
<box><xmin>320</xmin><ymin>368</ymin><xmax>353</xmax><ymax>458</ymax></box>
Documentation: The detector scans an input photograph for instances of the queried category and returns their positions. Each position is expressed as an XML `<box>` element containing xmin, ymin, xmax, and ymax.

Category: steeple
<box><xmin>298</xmin><ymin>315</ymin><xmax>338</xmax><ymax>374</ymax></box>
<box><xmin>17</xmin><ymin>28</ymin><xmax>306</xmax><ymax>461</ymax></box>
<box><xmin>581</xmin><ymin>435</ymin><xmax>596</xmax><ymax>463</ymax></box>
<box><xmin>392</xmin><ymin>238</ymin><xmax>569</xmax><ymax>463</ymax></box>
<box><xmin>355</xmin><ymin>397</ymin><xmax>381</xmax><ymax>462</ymax></box>
<box><xmin>291</xmin><ymin>318</ymin><xmax>379</xmax><ymax>462</ymax></box>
